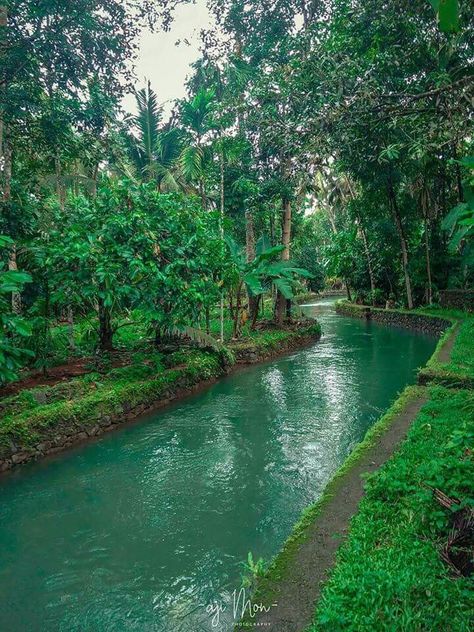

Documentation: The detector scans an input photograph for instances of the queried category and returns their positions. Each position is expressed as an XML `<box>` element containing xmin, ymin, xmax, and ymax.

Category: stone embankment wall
<box><xmin>335</xmin><ymin>301</ymin><xmax>451</xmax><ymax>336</ymax></box>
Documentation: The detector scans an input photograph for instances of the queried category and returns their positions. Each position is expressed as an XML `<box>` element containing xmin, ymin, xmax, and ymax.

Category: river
<box><xmin>0</xmin><ymin>299</ymin><xmax>436</xmax><ymax>631</ymax></box>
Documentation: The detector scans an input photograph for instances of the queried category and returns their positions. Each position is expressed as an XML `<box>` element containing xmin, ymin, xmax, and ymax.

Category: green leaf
<box><xmin>430</xmin><ymin>0</ymin><xmax>460</xmax><ymax>33</ymax></box>
<box><xmin>244</xmin><ymin>273</ymin><xmax>264</xmax><ymax>296</ymax></box>
<box><xmin>274</xmin><ymin>277</ymin><xmax>294</xmax><ymax>299</ymax></box>
<box><xmin>438</xmin><ymin>0</ymin><xmax>460</xmax><ymax>33</ymax></box>
<box><xmin>10</xmin><ymin>318</ymin><xmax>32</xmax><ymax>337</ymax></box>
<box><xmin>458</xmin><ymin>156</ymin><xmax>474</xmax><ymax>170</ymax></box>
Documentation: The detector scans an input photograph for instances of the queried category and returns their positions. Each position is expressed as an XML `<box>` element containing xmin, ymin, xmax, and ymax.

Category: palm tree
<box><xmin>122</xmin><ymin>81</ymin><xmax>186</xmax><ymax>192</ymax></box>
<box><xmin>179</xmin><ymin>88</ymin><xmax>216</xmax><ymax>208</ymax></box>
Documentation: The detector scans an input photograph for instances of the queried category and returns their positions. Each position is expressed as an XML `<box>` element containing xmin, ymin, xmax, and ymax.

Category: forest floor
<box><xmin>249</xmin><ymin>306</ymin><xmax>474</xmax><ymax>632</ymax></box>
<box><xmin>0</xmin><ymin>352</ymin><xmax>132</xmax><ymax>398</ymax></box>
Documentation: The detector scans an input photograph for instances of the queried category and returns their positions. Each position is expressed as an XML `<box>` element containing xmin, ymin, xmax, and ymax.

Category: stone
<box><xmin>12</xmin><ymin>452</ymin><xmax>29</xmax><ymax>464</ymax></box>
<box><xmin>36</xmin><ymin>441</ymin><xmax>52</xmax><ymax>452</ymax></box>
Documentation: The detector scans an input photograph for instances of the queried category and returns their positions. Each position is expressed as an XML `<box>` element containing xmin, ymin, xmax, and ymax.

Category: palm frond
<box><xmin>134</xmin><ymin>81</ymin><xmax>162</xmax><ymax>161</ymax></box>
<box><xmin>179</xmin><ymin>145</ymin><xmax>203</xmax><ymax>180</ymax></box>
<box><xmin>165</xmin><ymin>325</ymin><xmax>225</xmax><ymax>352</ymax></box>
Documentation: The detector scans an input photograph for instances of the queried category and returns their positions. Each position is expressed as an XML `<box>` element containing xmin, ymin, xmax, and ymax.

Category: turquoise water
<box><xmin>0</xmin><ymin>300</ymin><xmax>436</xmax><ymax>631</ymax></box>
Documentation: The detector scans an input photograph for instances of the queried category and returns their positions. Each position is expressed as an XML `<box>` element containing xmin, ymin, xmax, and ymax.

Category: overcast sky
<box><xmin>122</xmin><ymin>1</ymin><xmax>213</xmax><ymax>118</ymax></box>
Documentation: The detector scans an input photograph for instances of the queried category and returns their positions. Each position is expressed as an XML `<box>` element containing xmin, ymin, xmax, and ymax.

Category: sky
<box><xmin>122</xmin><ymin>1</ymin><xmax>213</xmax><ymax>118</ymax></box>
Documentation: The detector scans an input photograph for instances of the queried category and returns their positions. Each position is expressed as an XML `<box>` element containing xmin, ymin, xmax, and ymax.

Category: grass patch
<box><xmin>0</xmin><ymin>349</ymin><xmax>223</xmax><ymax>457</ymax></box>
<box><xmin>230</xmin><ymin>322</ymin><xmax>321</xmax><ymax>355</ymax></box>
<box><xmin>0</xmin><ymin>322</ymin><xmax>321</xmax><ymax>462</ymax></box>
<box><xmin>311</xmin><ymin>387</ymin><xmax>474</xmax><ymax>631</ymax></box>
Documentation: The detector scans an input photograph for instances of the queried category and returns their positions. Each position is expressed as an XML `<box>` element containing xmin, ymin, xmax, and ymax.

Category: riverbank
<box><xmin>0</xmin><ymin>321</ymin><xmax>321</xmax><ymax>474</ymax></box>
<box><xmin>249</xmin><ymin>303</ymin><xmax>473</xmax><ymax>631</ymax></box>
<box><xmin>312</xmin><ymin>385</ymin><xmax>474</xmax><ymax>631</ymax></box>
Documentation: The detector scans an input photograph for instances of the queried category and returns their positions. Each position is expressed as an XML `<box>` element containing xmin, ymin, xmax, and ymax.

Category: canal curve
<box><xmin>0</xmin><ymin>299</ymin><xmax>436</xmax><ymax>631</ymax></box>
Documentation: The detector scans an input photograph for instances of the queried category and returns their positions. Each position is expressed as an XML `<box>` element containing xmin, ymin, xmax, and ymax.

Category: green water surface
<box><xmin>0</xmin><ymin>300</ymin><xmax>436</xmax><ymax>631</ymax></box>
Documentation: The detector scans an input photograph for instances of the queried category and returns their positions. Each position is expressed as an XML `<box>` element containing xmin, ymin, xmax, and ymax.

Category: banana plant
<box><xmin>226</xmin><ymin>235</ymin><xmax>312</xmax><ymax>336</ymax></box>
<box><xmin>0</xmin><ymin>236</ymin><xmax>34</xmax><ymax>384</ymax></box>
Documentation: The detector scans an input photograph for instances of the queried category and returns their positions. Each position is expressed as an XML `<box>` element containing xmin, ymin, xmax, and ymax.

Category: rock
<box><xmin>12</xmin><ymin>452</ymin><xmax>29</xmax><ymax>464</ymax></box>
<box><xmin>36</xmin><ymin>441</ymin><xmax>52</xmax><ymax>452</ymax></box>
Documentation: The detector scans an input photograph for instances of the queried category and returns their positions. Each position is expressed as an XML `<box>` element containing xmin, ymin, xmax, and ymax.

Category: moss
<box><xmin>0</xmin><ymin>324</ymin><xmax>319</xmax><ymax>463</ymax></box>
<box><xmin>230</xmin><ymin>322</ymin><xmax>322</xmax><ymax>355</ymax></box>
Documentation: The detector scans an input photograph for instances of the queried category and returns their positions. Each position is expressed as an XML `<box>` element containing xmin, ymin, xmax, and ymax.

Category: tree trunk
<box><xmin>0</xmin><ymin>5</ymin><xmax>6</xmax><ymax>164</ymax></box>
<box><xmin>8</xmin><ymin>242</ymin><xmax>22</xmax><ymax>314</ymax></box>
<box><xmin>357</xmin><ymin>217</ymin><xmax>376</xmax><ymax>301</ymax></box>
<box><xmin>233</xmin><ymin>281</ymin><xmax>243</xmax><ymax>338</ymax></box>
<box><xmin>4</xmin><ymin>140</ymin><xmax>22</xmax><ymax>314</ymax></box>
<box><xmin>205</xmin><ymin>304</ymin><xmax>210</xmax><ymax>335</ymax></box>
<box><xmin>55</xmin><ymin>153</ymin><xmax>65</xmax><ymax>210</ymax></box>
<box><xmin>245</xmin><ymin>209</ymin><xmax>259</xmax><ymax>323</ymax></box>
<box><xmin>219</xmin><ymin>143</ymin><xmax>225</xmax><ymax>342</ymax></box>
<box><xmin>91</xmin><ymin>162</ymin><xmax>99</xmax><ymax>198</ymax></box>
<box><xmin>344</xmin><ymin>279</ymin><xmax>352</xmax><ymax>302</ymax></box>
<box><xmin>98</xmin><ymin>297</ymin><xmax>113</xmax><ymax>351</ymax></box>
<box><xmin>67</xmin><ymin>305</ymin><xmax>75</xmax><ymax>353</ymax></box>
<box><xmin>275</xmin><ymin>198</ymin><xmax>291</xmax><ymax>324</ymax></box>
<box><xmin>421</xmin><ymin>187</ymin><xmax>433</xmax><ymax>305</ymax></box>
<box><xmin>388</xmin><ymin>181</ymin><xmax>413</xmax><ymax>309</ymax></box>
<box><xmin>424</xmin><ymin>219</ymin><xmax>433</xmax><ymax>305</ymax></box>
<box><xmin>250</xmin><ymin>294</ymin><xmax>261</xmax><ymax>330</ymax></box>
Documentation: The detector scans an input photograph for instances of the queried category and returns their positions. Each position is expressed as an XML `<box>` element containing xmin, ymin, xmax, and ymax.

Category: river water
<box><xmin>0</xmin><ymin>300</ymin><xmax>436</xmax><ymax>631</ymax></box>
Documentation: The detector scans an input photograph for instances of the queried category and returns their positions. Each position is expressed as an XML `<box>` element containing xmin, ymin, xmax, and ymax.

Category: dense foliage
<box><xmin>0</xmin><ymin>0</ymin><xmax>472</xmax><ymax>383</ymax></box>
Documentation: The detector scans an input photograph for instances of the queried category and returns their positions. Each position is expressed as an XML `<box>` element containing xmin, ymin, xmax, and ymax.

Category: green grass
<box><xmin>420</xmin><ymin>313</ymin><xmax>474</xmax><ymax>388</ymax></box>
<box><xmin>311</xmin><ymin>387</ymin><xmax>474</xmax><ymax>631</ymax></box>
<box><xmin>244</xmin><ymin>301</ymin><xmax>473</xmax><ymax>631</ymax></box>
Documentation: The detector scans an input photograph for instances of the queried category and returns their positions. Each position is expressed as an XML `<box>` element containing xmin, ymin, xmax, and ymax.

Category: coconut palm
<box><xmin>179</xmin><ymin>87</ymin><xmax>216</xmax><ymax>208</ymax></box>
<box><xmin>122</xmin><ymin>81</ymin><xmax>187</xmax><ymax>192</ymax></box>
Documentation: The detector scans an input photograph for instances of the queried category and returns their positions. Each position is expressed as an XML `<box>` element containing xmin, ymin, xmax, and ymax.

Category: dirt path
<box><xmin>251</xmin><ymin>395</ymin><xmax>428</xmax><ymax>632</ymax></box>
<box><xmin>437</xmin><ymin>322</ymin><xmax>459</xmax><ymax>363</ymax></box>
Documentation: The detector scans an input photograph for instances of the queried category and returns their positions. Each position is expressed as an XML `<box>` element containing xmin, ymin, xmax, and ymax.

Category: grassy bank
<box><xmin>312</xmin><ymin>387</ymin><xmax>474</xmax><ymax>631</ymax></box>
<box><xmin>335</xmin><ymin>300</ymin><xmax>474</xmax><ymax>388</ymax></box>
<box><xmin>307</xmin><ymin>304</ymin><xmax>474</xmax><ymax>631</ymax></box>
<box><xmin>418</xmin><ymin>308</ymin><xmax>474</xmax><ymax>388</ymax></box>
<box><xmin>0</xmin><ymin>320</ymin><xmax>321</xmax><ymax>470</ymax></box>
